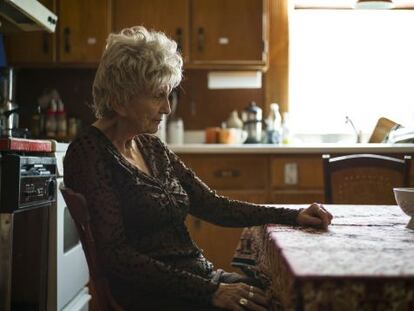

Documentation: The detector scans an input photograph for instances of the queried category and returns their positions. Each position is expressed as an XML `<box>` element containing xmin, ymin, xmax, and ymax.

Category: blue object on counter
<box><xmin>0</xmin><ymin>33</ymin><xmax>7</xmax><ymax>66</ymax></box>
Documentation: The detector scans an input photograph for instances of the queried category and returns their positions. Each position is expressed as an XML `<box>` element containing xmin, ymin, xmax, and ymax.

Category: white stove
<box><xmin>48</xmin><ymin>141</ymin><xmax>91</xmax><ymax>311</ymax></box>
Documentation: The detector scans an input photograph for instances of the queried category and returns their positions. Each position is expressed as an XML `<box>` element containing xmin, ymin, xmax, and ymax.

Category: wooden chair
<box><xmin>323</xmin><ymin>154</ymin><xmax>411</xmax><ymax>204</ymax></box>
<box><xmin>60</xmin><ymin>185</ymin><xmax>124</xmax><ymax>311</ymax></box>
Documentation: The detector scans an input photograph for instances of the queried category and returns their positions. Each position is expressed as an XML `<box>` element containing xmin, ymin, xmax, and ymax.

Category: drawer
<box><xmin>271</xmin><ymin>155</ymin><xmax>324</xmax><ymax>189</ymax></box>
<box><xmin>179</xmin><ymin>154</ymin><xmax>268</xmax><ymax>190</ymax></box>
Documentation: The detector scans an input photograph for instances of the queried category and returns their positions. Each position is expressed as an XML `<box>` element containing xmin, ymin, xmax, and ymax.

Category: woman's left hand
<box><xmin>296</xmin><ymin>203</ymin><xmax>333</xmax><ymax>229</ymax></box>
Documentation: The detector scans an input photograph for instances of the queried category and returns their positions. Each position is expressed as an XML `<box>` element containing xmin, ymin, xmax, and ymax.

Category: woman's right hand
<box><xmin>211</xmin><ymin>283</ymin><xmax>270</xmax><ymax>311</ymax></box>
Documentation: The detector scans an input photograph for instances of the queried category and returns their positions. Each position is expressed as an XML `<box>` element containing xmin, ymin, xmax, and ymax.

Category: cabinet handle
<box><xmin>176</xmin><ymin>28</ymin><xmax>183</xmax><ymax>53</ymax></box>
<box><xmin>42</xmin><ymin>34</ymin><xmax>49</xmax><ymax>54</ymax></box>
<box><xmin>197</xmin><ymin>27</ymin><xmax>204</xmax><ymax>52</ymax></box>
<box><xmin>63</xmin><ymin>27</ymin><xmax>71</xmax><ymax>53</ymax></box>
<box><xmin>214</xmin><ymin>169</ymin><xmax>240</xmax><ymax>178</ymax></box>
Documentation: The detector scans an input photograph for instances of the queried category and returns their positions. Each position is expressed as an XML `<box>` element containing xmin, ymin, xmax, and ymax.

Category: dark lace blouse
<box><xmin>63</xmin><ymin>126</ymin><xmax>301</xmax><ymax>307</ymax></box>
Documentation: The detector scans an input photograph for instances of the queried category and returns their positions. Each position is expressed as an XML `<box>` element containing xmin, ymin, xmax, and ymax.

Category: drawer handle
<box><xmin>214</xmin><ymin>169</ymin><xmax>240</xmax><ymax>178</ymax></box>
<box><xmin>197</xmin><ymin>27</ymin><xmax>204</xmax><ymax>52</ymax></box>
<box><xmin>64</xmin><ymin>27</ymin><xmax>71</xmax><ymax>53</ymax></box>
<box><xmin>42</xmin><ymin>34</ymin><xmax>49</xmax><ymax>54</ymax></box>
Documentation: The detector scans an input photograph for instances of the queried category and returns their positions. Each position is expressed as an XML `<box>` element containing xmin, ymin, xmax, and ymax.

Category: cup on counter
<box><xmin>205</xmin><ymin>127</ymin><xmax>221</xmax><ymax>143</ymax></box>
<box><xmin>218</xmin><ymin>128</ymin><xmax>248</xmax><ymax>144</ymax></box>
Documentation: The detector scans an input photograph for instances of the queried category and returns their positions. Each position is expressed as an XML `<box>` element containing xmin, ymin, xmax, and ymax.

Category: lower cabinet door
<box><xmin>185</xmin><ymin>190</ymin><xmax>267</xmax><ymax>273</ymax></box>
<box><xmin>186</xmin><ymin>216</ymin><xmax>243</xmax><ymax>273</ymax></box>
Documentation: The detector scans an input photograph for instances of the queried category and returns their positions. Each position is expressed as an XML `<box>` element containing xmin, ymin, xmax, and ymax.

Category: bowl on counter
<box><xmin>393</xmin><ymin>187</ymin><xmax>414</xmax><ymax>229</ymax></box>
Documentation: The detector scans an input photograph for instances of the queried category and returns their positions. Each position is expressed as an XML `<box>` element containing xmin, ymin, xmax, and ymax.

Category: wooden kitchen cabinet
<box><xmin>4</xmin><ymin>0</ymin><xmax>56</xmax><ymax>64</ymax></box>
<box><xmin>185</xmin><ymin>189</ymin><xmax>267</xmax><ymax>273</ymax></box>
<box><xmin>58</xmin><ymin>0</ymin><xmax>111</xmax><ymax>63</ymax></box>
<box><xmin>180</xmin><ymin>154</ymin><xmax>268</xmax><ymax>190</ymax></box>
<box><xmin>112</xmin><ymin>0</ymin><xmax>268</xmax><ymax>69</ymax></box>
<box><xmin>190</xmin><ymin>0</ymin><xmax>268</xmax><ymax>66</ymax></box>
<box><xmin>270</xmin><ymin>155</ymin><xmax>325</xmax><ymax>204</ymax></box>
<box><xmin>113</xmin><ymin>0</ymin><xmax>189</xmax><ymax>62</ymax></box>
<box><xmin>6</xmin><ymin>0</ymin><xmax>110</xmax><ymax>65</ymax></box>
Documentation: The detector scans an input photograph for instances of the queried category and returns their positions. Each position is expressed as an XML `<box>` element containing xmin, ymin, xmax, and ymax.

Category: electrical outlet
<box><xmin>284</xmin><ymin>163</ymin><xmax>298</xmax><ymax>185</ymax></box>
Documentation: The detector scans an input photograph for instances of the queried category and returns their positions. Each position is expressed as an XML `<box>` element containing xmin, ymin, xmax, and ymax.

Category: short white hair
<box><xmin>92</xmin><ymin>26</ymin><xmax>183</xmax><ymax>118</ymax></box>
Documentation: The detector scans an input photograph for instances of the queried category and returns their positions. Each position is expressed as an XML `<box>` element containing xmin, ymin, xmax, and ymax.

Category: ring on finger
<box><xmin>248</xmin><ymin>291</ymin><xmax>254</xmax><ymax>298</ymax></box>
<box><xmin>239</xmin><ymin>298</ymin><xmax>248</xmax><ymax>306</ymax></box>
<box><xmin>249</xmin><ymin>285</ymin><xmax>254</xmax><ymax>291</ymax></box>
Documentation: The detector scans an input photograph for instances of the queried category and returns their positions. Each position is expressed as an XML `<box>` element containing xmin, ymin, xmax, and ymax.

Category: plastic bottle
<box><xmin>281</xmin><ymin>112</ymin><xmax>291</xmax><ymax>145</ymax></box>
<box><xmin>45</xmin><ymin>99</ymin><xmax>57</xmax><ymax>138</ymax></box>
<box><xmin>265</xmin><ymin>103</ymin><xmax>282</xmax><ymax>144</ymax></box>
<box><xmin>56</xmin><ymin>100</ymin><xmax>67</xmax><ymax>140</ymax></box>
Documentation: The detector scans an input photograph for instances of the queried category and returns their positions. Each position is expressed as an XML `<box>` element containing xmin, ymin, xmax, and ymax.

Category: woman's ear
<box><xmin>111</xmin><ymin>100</ymin><xmax>128</xmax><ymax>117</ymax></box>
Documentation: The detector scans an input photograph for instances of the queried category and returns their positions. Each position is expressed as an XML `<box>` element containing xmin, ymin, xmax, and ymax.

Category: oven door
<box><xmin>0</xmin><ymin>204</ymin><xmax>50</xmax><ymax>311</ymax></box>
<box><xmin>48</xmin><ymin>179</ymin><xmax>89</xmax><ymax>310</ymax></box>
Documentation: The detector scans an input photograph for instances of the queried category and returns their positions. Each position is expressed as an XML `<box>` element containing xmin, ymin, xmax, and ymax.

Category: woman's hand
<box><xmin>296</xmin><ymin>202</ymin><xmax>333</xmax><ymax>229</ymax></box>
<box><xmin>211</xmin><ymin>283</ymin><xmax>271</xmax><ymax>311</ymax></box>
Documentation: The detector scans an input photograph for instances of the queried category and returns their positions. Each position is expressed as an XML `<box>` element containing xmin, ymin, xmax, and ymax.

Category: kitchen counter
<box><xmin>169</xmin><ymin>143</ymin><xmax>414</xmax><ymax>154</ymax></box>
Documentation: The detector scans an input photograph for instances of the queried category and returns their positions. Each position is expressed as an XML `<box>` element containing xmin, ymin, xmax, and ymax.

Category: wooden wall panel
<box><xmin>263</xmin><ymin>0</ymin><xmax>290</xmax><ymax>116</ymax></box>
<box><xmin>176</xmin><ymin>70</ymin><xmax>264</xmax><ymax>130</ymax></box>
<box><xmin>15</xmin><ymin>68</ymin><xmax>96</xmax><ymax>130</ymax></box>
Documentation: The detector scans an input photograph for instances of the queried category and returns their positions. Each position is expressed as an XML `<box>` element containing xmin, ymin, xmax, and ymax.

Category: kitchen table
<box><xmin>232</xmin><ymin>205</ymin><xmax>414</xmax><ymax>311</ymax></box>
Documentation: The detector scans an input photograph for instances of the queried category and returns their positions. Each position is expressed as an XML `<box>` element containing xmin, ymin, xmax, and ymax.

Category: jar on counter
<box><xmin>167</xmin><ymin>118</ymin><xmax>184</xmax><ymax>144</ymax></box>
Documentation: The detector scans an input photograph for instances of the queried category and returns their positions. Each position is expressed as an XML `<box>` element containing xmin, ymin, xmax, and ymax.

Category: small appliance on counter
<box><xmin>0</xmin><ymin>67</ymin><xmax>19</xmax><ymax>137</ymax></box>
<box><xmin>241</xmin><ymin>101</ymin><xmax>263</xmax><ymax>143</ymax></box>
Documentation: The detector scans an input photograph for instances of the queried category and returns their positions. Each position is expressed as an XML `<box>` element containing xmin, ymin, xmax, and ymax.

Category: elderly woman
<box><xmin>64</xmin><ymin>26</ymin><xmax>332</xmax><ymax>311</ymax></box>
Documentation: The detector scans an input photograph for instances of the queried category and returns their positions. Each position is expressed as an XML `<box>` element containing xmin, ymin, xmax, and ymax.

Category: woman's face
<box><xmin>118</xmin><ymin>90</ymin><xmax>171</xmax><ymax>134</ymax></box>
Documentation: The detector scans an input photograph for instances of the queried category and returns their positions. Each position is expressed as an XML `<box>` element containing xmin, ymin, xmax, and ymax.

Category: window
<box><xmin>289</xmin><ymin>9</ymin><xmax>414</xmax><ymax>135</ymax></box>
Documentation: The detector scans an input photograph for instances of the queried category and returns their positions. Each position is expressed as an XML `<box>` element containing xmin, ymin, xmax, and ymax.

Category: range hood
<box><xmin>0</xmin><ymin>0</ymin><xmax>57</xmax><ymax>33</ymax></box>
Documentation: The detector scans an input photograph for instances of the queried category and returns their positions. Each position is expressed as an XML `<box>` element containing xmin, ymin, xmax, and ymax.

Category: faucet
<box><xmin>345</xmin><ymin>116</ymin><xmax>362</xmax><ymax>143</ymax></box>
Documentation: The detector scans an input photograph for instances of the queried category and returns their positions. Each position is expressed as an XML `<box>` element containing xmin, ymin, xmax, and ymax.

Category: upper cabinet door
<box><xmin>191</xmin><ymin>0</ymin><xmax>268</xmax><ymax>65</ymax></box>
<box><xmin>4</xmin><ymin>0</ymin><xmax>56</xmax><ymax>65</ymax></box>
<box><xmin>113</xmin><ymin>0</ymin><xmax>189</xmax><ymax>62</ymax></box>
<box><xmin>58</xmin><ymin>0</ymin><xmax>111</xmax><ymax>63</ymax></box>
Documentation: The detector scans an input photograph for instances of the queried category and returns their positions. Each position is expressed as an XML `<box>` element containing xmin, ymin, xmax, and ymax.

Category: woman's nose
<box><xmin>161</xmin><ymin>98</ymin><xmax>171</xmax><ymax>115</ymax></box>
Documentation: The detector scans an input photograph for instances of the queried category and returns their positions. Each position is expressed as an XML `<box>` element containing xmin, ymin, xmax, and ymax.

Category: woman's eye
<box><xmin>155</xmin><ymin>93</ymin><xmax>165</xmax><ymax>99</ymax></box>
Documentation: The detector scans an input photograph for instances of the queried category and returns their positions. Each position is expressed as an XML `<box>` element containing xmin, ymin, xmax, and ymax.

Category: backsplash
<box><xmin>15</xmin><ymin>68</ymin><xmax>265</xmax><ymax>132</ymax></box>
<box><xmin>15</xmin><ymin>67</ymin><xmax>96</xmax><ymax>131</ymax></box>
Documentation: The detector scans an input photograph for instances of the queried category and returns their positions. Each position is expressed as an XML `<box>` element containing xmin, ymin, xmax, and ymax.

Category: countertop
<box><xmin>169</xmin><ymin>143</ymin><xmax>414</xmax><ymax>154</ymax></box>
<box><xmin>50</xmin><ymin>140</ymin><xmax>414</xmax><ymax>154</ymax></box>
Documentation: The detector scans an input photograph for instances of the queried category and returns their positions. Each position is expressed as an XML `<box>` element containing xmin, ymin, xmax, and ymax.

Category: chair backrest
<box><xmin>323</xmin><ymin>154</ymin><xmax>411</xmax><ymax>204</ymax></box>
<box><xmin>60</xmin><ymin>185</ymin><xmax>123</xmax><ymax>311</ymax></box>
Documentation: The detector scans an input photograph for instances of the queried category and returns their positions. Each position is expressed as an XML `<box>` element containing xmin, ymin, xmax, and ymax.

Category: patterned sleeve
<box><xmin>162</xmin><ymin>142</ymin><xmax>302</xmax><ymax>227</ymax></box>
<box><xmin>63</xmin><ymin>135</ymin><xmax>219</xmax><ymax>305</ymax></box>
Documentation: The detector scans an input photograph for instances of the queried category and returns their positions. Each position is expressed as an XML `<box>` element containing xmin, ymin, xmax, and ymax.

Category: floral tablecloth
<box><xmin>232</xmin><ymin>205</ymin><xmax>414</xmax><ymax>311</ymax></box>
